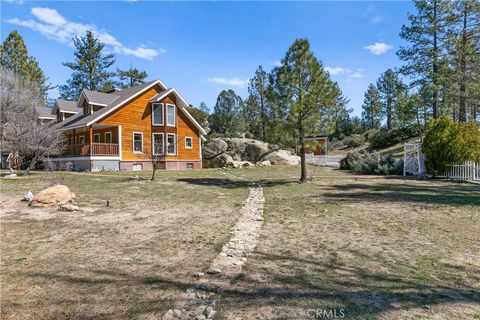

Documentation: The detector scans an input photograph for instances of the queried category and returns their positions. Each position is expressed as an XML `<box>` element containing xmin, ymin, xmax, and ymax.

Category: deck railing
<box><xmin>64</xmin><ymin>143</ymin><xmax>119</xmax><ymax>156</ymax></box>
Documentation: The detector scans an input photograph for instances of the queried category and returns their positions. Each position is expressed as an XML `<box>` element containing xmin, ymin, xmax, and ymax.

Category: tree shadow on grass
<box><xmin>176</xmin><ymin>177</ymin><xmax>295</xmax><ymax>189</ymax></box>
<box><xmin>323</xmin><ymin>182</ymin><xmax>480</xmax><ymax>207</ymax></box>
<box><xmin>18</xmin><ymin>250</ymin><xmax>480</xmax><ymax>319</ymax></box>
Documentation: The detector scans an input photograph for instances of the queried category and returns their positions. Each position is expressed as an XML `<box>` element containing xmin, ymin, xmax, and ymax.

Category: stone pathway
<box><xmin>161</xmin><ymin>184</ymin><xmax>264</xmax><ymax>320</ymax></box>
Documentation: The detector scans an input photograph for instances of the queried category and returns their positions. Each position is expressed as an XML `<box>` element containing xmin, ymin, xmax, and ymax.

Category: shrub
<box><xmin>367</xmin><ymin>126</ymin><xmax>421</xmax><ymax>150</ymax></box>
<box><xmin>423</xmin><ymin>116</ymin><xmax>480</xmax><ymax>174</ymax></box>
<box><xmin>339</xmin><ymin>150</ymin><xmax>403</xmax><ymax>175</ymax></box>
<box><xmin>343</xmin><ymin>134</ymin><xmax>365</xmax><ymax>148</ymax></box>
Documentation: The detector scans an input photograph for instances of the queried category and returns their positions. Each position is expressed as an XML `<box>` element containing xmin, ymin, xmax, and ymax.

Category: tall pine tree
<box><xmin>272</xmin><ymin>39</ymin><xmax>337</xmax><ymax>183</ymax></box>
<box><xmin>0</xmin><ymin>30</ymin><xmax>51</xmax><ymax>99</ymax></box>
<box><xmin>210</xmin><ymin>90</ymin><xmax>245</xmax><ymax>137</ymax></box>
<box><xmin>398</xmin><ymin>0</ymin><xmax>453</xmax><ymax>119</ymax></box>
<box><xmin>247</xmin><ymin>66</ymin><xmax>271</xmax><ymax>141</ymax></box>
<box><xmin>376</xmin><ymin>69</ymin><xmax>405</xmax><ymax>129</ymax></box>
<box><xmin>361</xmin><ymin>84</ymin><xmax>383</xmax><ymax>129</ymax></box>
<box><xmin>116</xmin><ymin>67</ymin><xmax>148</xmax><ymax>88</ymax></box>
<box><xmin>59</xmin><ymin>30</ymin><xmax>116</xmax><ymax>100</ymax></box>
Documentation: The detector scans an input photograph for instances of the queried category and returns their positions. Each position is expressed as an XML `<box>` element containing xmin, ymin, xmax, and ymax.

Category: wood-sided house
<box><xmin>50</xmin><ymin>80</ymin><xmax>206</xmax><ymax>171</ymax></box>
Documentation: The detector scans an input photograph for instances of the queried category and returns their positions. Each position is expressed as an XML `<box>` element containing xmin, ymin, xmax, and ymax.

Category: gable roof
<box><xmin>36</xmin><ymin>106</ymin><xmax>55</xmax><ymax>119</ymax></box>
<box><xmin>55</xmin><ymin>99</ymin><xmax>79</xmax><ymax>113</ymax></box>
<box><xmin>82</xmin><ymin>90</ymin><xmax>119</xmax><ymax>106</ymax></box>
<box><xmin>61</xmin><ymin>80</ymin><xmax>163</xmax><ymax>130</ymax></box>
<box><xmin>60</xmin><ymin>80</ymin><xmax>206</xmax><ymax>136</ymax></box>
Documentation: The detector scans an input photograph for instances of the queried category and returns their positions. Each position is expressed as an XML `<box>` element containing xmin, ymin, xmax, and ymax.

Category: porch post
<box><xmin>89</xmin><ymin>126</ymin><xmax>93</xmax><ymax>170</ymax></box>
<box><xmin>72</xmin><ymin>129</ymin><xmax>76</xmax><ymax>155</ymax></box>
<box><xmin>118</xmin><ymin>125</ymin><xmax>122</xmax><ymax>160</ymax></box>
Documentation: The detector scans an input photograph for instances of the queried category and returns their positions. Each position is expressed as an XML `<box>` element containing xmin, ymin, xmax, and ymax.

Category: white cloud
<box><xmin>208</xmin><ymin>77</ymin><xmax>249</xmax><ymax>88</ymax></box>
<box><xmin>364</xmin><ymin>42</ymin><xmax>393</xmax><ymax>55</ymax></box>
<box><xmin>369</xmin><ymin>15</ymin><xmax>383</xmax><ymax>25</ymax></box>
<box><xmin>348</xmin><ymin>71</ymin><xmax>364</xmax><ymax>79</ymax></box>
<box><xmin>325</xmin><ymin>66</ymin><xmax>352</xmax><ymax>76</ymax></box>
<box><xmin>7</xmin><ymin>7</ymin><xmax>163</xmax><ymax>60</ymax></box>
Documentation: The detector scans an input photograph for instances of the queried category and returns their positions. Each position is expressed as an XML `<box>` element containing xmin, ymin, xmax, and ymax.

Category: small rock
<box><xmin>207</xmin><ymin>268</ymin><xmax>222</xmax><ymax>274</ymax></box>
<box><xmin>240</xmin><ymin>257</ymin><xmax>247</xmax><ymax>262</ymax></box>
<box><xmin>4</xmin><ymin>173</ymin><xmax>17</xmax><ymax>179</ymax></box>
<box><xmin>204</xmin><ymin>306</ymin><xmax>217</xmax><ymax>319</ymax></box>
<box><xmin>194</xmin><ymin>272</ymin><xmax>205</xmax><ymax>277</ymax></box>
<box><xmin>173</xmin><ymin>309</ymin><xmax>182</xmax><ymax>317</ymax></box>
<box><xmin>162</xmin><ymin>309</ymin><xmax>174</xmax><ymax>320</ymax></box>
<box><xmin>186</xmin><ymin>288</ymin><xmax>196</xmax><ymax>293</ymax></box>
<box><xmin>59</xmin><ymin>204</ymin><xmax>79</xmax><ymax>212</ymax></box>
<box><xmin>390</xmin><ymin>302</ymin><xmax>401</xmax><ymax>308</ymax></box>
<box><xmin>196</xmin><ymin>315</ymin><xmax>206</xmax><ymax>320</ymax></box>
<box><xmin>23</xmin><ymin>191</ymin><xmax>34</xmax><ymax>202</ymax></box>
<box><xmin>233</xmin><ymin>260</ymin><xmax>244</xmax><ymax>266</ymax></box>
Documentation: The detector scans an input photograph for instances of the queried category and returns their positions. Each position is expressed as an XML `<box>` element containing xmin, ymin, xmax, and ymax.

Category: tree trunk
<box><xmin>298</xmin><ymin>117</ymin><xmax>307</xmax><ymax>183</ymax></box>
<box><xmin>432</xmin><ymin>0</ymin><xmax>439</xmax><ymax>119</ymax></box>
<box><xmin>458</xmin><ymin>2</ymin><xmax>467</xmax><ymax>122</ymax></box>
<box><xmin>151</xmin><ymin>167</ymin><xmax>156</xmax><ymax>181</ymax></box>
<box><xmin>23</xmin><ymin>155</ymin><xmax>38</xmax><ymax>176</ymax></box>
<box><xmin>260</xmin><ymin>94</ymin><xmax>266</xmax><ymax>141</ymax></box>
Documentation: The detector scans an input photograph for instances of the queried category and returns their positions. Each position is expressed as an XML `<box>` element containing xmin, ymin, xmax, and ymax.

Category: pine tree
<box><xmin>398</xmin><ymin>0</ymin><xmax>453</xmax><ymax>119</ymax></box>
<box><xmin>447</xmin><ymin>0</ymin><xmax>480</xmax><ymax>122</ymax></box>
<box><xmin>0</xmin><ymin>30</ymin><xmax>51</xmax><ymax>98</ymax></box>
<box><xmin>117</xmin><ymin>67</ymin><xmax>148</xmax><ymax>88</ymax></box>
<box><xmin>328</xmin><ymin>83</ymin><xmax>351</xmax><ymax>138</ymax></box>
<box><xmin>272</xmin><ymin>39</ymin><xmax>337</xmax><ymax>183</ymax></box>
<box><xmin>59</xmin><ymin>30</ymin><xmax>116</xmax><ymax>100</ymax></box>
<box><xmin>247</xmin><ymin>66</ymin><xmax>271</xmax><ymax>141</ymax></box>
<box><xmin>376</xmin><ymin>69</ymin><xmax>405</xmax><ymax>129</ymax></box>
<box><xmin>210</xmin><ymin>90</ymin><xmax>245</xmax><ymax>137</ymax></box>
<box><xmin>361</xmin><ymin>84</ymin><xmax>383</xmax><ymax>129</ymax></box>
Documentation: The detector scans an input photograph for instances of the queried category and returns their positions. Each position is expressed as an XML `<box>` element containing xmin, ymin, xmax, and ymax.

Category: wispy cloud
<box><xmin>208</xmin><ymin>77</ymin><xmax>249</xmax><ymax>88</ymax></box>
<box><xmin>325</xmin><ymin>66</ymin><xmax>352</xmax><ymax>76</ymax></box>
<box><xmin>348</xmin><ymin>69</ymin><xmax>364</xmax><ymax>79</ymax></box>
<box><xmin>364</xmin><ymin>42</ymin><xmax>393</xmax><ymax>55</ymax></box>
<box><xmin>6</xmin><ymin>7</ymin><xmax>163</xmax><ymax>60</ymax></box>
<box><xmin>369</xmin><ymin>15</ymin><xmax>383</xmax><ymax>25</ymax></box>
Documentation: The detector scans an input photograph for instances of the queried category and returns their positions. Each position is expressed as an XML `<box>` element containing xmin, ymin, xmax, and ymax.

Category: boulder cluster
<box><xmin>202</xmin><ymin>138</ymin><xmax>300</xmax><ymax>168</ymax></box>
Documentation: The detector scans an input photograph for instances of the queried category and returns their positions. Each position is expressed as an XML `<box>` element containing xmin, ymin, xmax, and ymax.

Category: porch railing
<box><xmin>64</xmin><ymin>143</ymin><xmax>119</xmax><ymax>156</ymax></box>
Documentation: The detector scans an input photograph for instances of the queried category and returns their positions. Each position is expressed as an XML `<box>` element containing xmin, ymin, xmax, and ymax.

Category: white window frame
<box><xmin>105</xmin><ymin>132</ymin><xmax>112</xmax><ymax>144</ymax></box>
<box><xmin>132</xmin><ymin>132</ymin><xmax>143</xmax><ymax>154</ymax></box>
<box><xmin>78</xmin><ymin>135</ymin><xmax>85</xmax><ymax>145</ymax></box>
<box><xmin>185</xmin><ymin>136</ymin><xmax>193</xmax><ymax>149</ymax></box>
<box><xmin>152</xmin><ymin>132</ymin><xmax>165</xmax><ymax>155</ymax></box>
<box><xmin>151</xmin><ymin>103</ymin><xmax>164</xmax><ymax>126</ymax></box>
<box><xmin>166</xmin><ymin>133</ymin><xmax>176</xmax><ymax>155</ymax></box>
<box><xmin>166</xmin><ymin>104</ymin><xmax>176</xmax><ymax>127</ymax></box>
<box><xmin>93</xmin><ymin>133</ymin><xmax>100</xmax><ymax>143</ymax></box>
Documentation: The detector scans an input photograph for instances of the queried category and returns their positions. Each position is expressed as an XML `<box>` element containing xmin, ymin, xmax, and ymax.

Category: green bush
<box><xmin>423</xmin><ymin>116</ymin><xmax>480</xmax><ymax>174</ymax></box>
<box><xmin>368</xmin><ymin>126</ymin><xmax>420</xmax><ymax>150</ymax></box>
<box><xmin>343</xmin><ymin>134</ymin><xmax>365</xmax><ymax>148</ymax></box>
<box><xmin>339</xmin><ymin>150</ymin><xmax>403</xmax><ymax>175</ymax></box>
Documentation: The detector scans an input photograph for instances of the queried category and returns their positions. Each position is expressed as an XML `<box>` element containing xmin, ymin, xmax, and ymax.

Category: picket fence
<box><xmin>437</xmin><ymin>161</ymin><xmax>480</xmax><ymax>181</ymax></box>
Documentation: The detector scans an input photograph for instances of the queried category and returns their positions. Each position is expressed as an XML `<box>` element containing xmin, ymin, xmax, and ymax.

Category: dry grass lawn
<box><xmin>1</xmin><ymin>166</ymin><xmax>479</xmax><ymax>319</ymax></box>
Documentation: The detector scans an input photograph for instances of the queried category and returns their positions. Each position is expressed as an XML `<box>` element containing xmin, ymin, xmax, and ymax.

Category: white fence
<box><xmin>305</xmin><ymin>153</ymin><xmax>327</xmax><ymax>165</ymax></box>
<box><xmin>437</xmin><ymin>161</ymin><xmax>480</xmax><ymax>181</ymax></box>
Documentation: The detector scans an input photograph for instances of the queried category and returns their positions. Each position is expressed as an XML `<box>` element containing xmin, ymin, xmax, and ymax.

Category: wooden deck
<box><xmin>64</xmin><ymin>143</ymin><xmax>119</xmax><ymax>156</ymax></box>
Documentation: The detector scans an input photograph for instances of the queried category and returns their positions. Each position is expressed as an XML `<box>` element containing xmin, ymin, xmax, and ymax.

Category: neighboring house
<box><xmin>50</xmin><ymin>80</ymin><xmax>206</xmax><ymax>171</ymax></box>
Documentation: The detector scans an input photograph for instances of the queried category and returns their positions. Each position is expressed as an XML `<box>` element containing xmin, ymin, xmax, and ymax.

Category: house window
<box><xmin>83</xmin><ymin>104</ymin><xmax>91</xmax><ymax>115</ymax></box>
<box><xmin>132</xmin><ymin>164</ymin><xmax>143</xmax><ymax>171</ymax></box>
<box><xmin>93</xmin><ymin>133</ymin><xmax>100</xmax><ymax>143</ymax></box>
<box><xmin>186</xmin><ymin>163</ymin><xmax>194</xmax><ymax>169</ymax></box>
<box><xmin>152</xmin><ymin>133</ymin><xmax>164</xmax><ymax>155</ymax></box>
<box><xmin>185</xmin><ymin>137</ymin><xmax>193</xmax><ymax>149</ymax></box>
<box><xmin>166</xmin><ymin>104</ymin><xmax>175</xmax><ymax>127</ymax></box>
<box><xmin>105</xmin><ymin>132</ymin><xmax>112</xmax><ymax>143</ymax></box>
<box><xmin>152</xmin><ymin>103</ymin><xmax>164</xmax><ymax>126</ymax></box>
<box><xmin>167</xmin><ymin>133</ymin><xmax>176</xmax><ymax>155</ymax></box>
<box><xmin>133</xmin><ymin>132</ymin><xmax>143</xmax><ymax>153</ymax></box>
<box><xmin>78</xmin><ymin>136</ymin><xmax>85</xmax><ymax>145</ymax></box>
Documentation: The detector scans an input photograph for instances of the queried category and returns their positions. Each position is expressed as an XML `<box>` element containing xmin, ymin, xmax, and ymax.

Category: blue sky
<box><xmin>1</xmin><ymin>1</ymin><xmax>415</xmax><ymax>116</ymax></box>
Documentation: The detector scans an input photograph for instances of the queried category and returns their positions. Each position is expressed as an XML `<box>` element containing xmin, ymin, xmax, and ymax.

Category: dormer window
<box><xmin>83</xmin><ymin>104</ymin><xmax>92</xmax><ymax>115</ymax></box>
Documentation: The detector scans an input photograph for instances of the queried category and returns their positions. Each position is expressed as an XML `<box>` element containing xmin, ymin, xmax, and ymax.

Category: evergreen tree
<box><xmin>328</xmin><ymin>83</ymin><xmax>351</xmax><ymax>138</ymax></box>
<box><xmin>376</xmin><ymin>69</ymin><xmax>405</xmax><ymax>129</ymax></box>
<box><xmin>361</xmin><ymin>84</ymin><xmax>383</xmax><ymax>129</ymax></box>
<box><xmin>210</xmin><ymin>90</ymin><xmax>245</xmax><ymax>137</ymax></box>
<box><xmin>117</xmin><ymin>67</ymin><xmax>148</xmax><ymax>88</ymax></box>
<box><xmin>271</xmin><ymin>39</ymin><xmax>337</xmax><ymax>183</ymax></box>
<box><xmin>59</xmin><ymin>30</ymin><xmax>116</xmax><ymax>100</ymax></box>
<box><xmin>398</xmin><ymin>0</ymin><xmax>453</xmax><ymax>119</ymax></box>
<box><xmin>447</xmin><ymin>0</ymin><xmax>480</xmax><ymax>122</ymax></box>
<box><xmin>0</xmin><ymin>30</ymin><xmax>51</xmax><ymax>98</ymax></box>
<box><xmin>187</xmin><ymin>102</ymin><xmax>209</xmax><ymax>124</ymax></box>
<box><xmin>243</xmin><ymin>94</ymin><xmax>261</xmax><ymax>138</ymax></box>
<box><xmin>247</xmin><ymin>66</ymin><xmax>271</xmax><ymax>140</ymax></box>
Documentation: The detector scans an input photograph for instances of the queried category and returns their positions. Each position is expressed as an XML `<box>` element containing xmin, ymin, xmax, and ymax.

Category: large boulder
<box><xmin>203</xmin><ymin>153</ymin><xmax>234</xmax><ymax>168</ymax></box>
<box><xmin>224</xmin><ymin>138</ymin><xmax>252</xmax><ymax>161</ymax></box>
<box><xmin>202</xmin><ymin>139</ymin><xmax>228</xmax><ymax>159</ymax></box>
<box><xmin>264</xmin><ymin>150</ymin><xmax>300</xmax><ymax>165</ymax></box>
<box><xmin>31</xmin><ymin>185</ymin><xmax>76</xmax><ymax>207</ymax></box>
<box><xmin>242</xmin><ymin>141</ymin><xmax>271</xmax><ymax>163</ymax></box>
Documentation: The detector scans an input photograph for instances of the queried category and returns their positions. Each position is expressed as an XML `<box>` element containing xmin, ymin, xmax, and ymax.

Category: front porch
<box><xmin>63</xmin><ymin>124</ymin><xmax>122</xmax><ymax>157</ymax></box>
